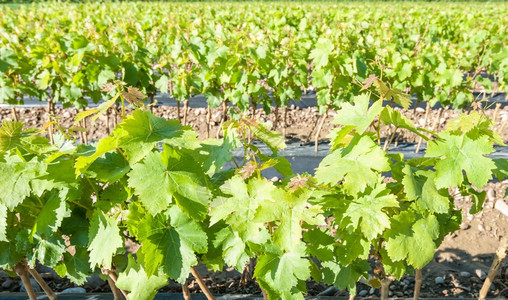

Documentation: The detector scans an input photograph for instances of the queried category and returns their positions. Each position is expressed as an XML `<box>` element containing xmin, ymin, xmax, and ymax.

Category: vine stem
<box><xmin>383</xmin><ymin>127</ymin><xmax>398</xmax><ymax>151</ymax></box>
<box><xmin>314</xmin><ymin>109</ymin><xmax>328</xmax><ymax>152</ymax></box>
<box><xmin>27</xmin><ymin>268</ymin><xmax>57</xmax><ymax>300</ymax></box>
<box><xmin>103</xmin><ymin>269</ymin><xmax>129</xmax><ymax>299</ymax></box>
<box><xmin>282</xmin><ymin>107</ymin><xmax>288</xmax><ymax>140</ymax></box>
<box><xmin>106</xmin><ymin>108</ymin><xmax>111</xmax><ymax>134</ymax></box>
<box><xmin>206</xmin><ymin>106</ymin><xmax>211</xmax><ymax>139</ymax></box>
<box><xmin>11</xmin><ymin>107</ymin><xmax>19</xmax><ymax>121</ymax></box>
<box><xmin>304</xmin><ymin>112</ymin><xmax>320</xmax><ymax>145</ymax></box>
<box><xmin>107</xmin><ymin>278</ymin><xmax>124</xmax><ymax>300</ymax></box>
<box><xmin>273</xmin><ymin>105</ymin><xmax>279</xmax><ymax>131</ymax></box>
<box><xmin>47</xmin><ymin>98</ymin><xmax>54</xmax><ymax>145</ymax></box>
<box><xmin>415</xmin><ymin>102</ymin><xmax>430</xmax><ymax>153</ymax></box>
<box><xmin>183</xmin><ymin>99</ymin><xmax>189</xmax><ymax>126</ymax></box>
<box><xmin>182</xmin><ymin>281</ymin><xmax>192</xmax><ymax>300</ymax></box>
<box><xmin>417</xmin><ymin>106</ymin><xmax>443</xmax><ymax>154</ymax></box>
<box><xmin>492</xmin><ymin>102</ymin><xmax>501</xmax><ymax>125</ymax></box>
<box><xmin>380</xmin><ymin>277</ymin><xmax>392</xmax><ymax>300</ymax></box>
<box><xmin>190</xmin><ymin>266</ymin><xmax>215</xmax><ymax>300</ymax></box>
<box><xmin>413</xmin><ymin>269</ymin><xmax>423</xmax><ymax>300</ymax></box>
<box><xmin>14</xmin><ymin>263</ymin><xmax>37</xmax><ymax>300</ymax></box>
<box><xmin>478</xmin><ymin>237</ymin><xmax>508</xmax><ymax>300</ymax></box>
<box><xmin>216</xmin><ymin>101</ymin><xmax>228</xmax><ymax>138</ymax></box>
<box><xmin>150</xmin><ymin>94</ymin><xmax>154</xmax><ymax>113</ymax></box>
<box><xmin>177</xmin><ymin>100</ymin><xmax>181</xmax><ymax>122</ymax></box>
<box><xmin>82</xmin><ymin>108</ymin><xmax>88</xmax><ymax>145</ymax></box>
<box><xmin>261</xmin><ymin>287</ymin><xmax>268</xmax><ymax>300</ymax></box>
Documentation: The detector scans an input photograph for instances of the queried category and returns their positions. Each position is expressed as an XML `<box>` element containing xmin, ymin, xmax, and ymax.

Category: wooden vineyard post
<box><xmin>478</xmin><ymin>238</ymin><xmax>508</xmax><ymax>300</ymax></box>
<box><xmin>150</xmin><ymin>94</ymin><xmax>154</xmax><ymax>113</ymax></box>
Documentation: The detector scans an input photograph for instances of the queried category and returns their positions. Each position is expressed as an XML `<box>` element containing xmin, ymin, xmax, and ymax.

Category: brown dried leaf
<box><xmin>121</xmin><ymin>87</ymin><xmax>146</xmax><ymax>107</ymax></box>
<box><xmin>239</xmin><ymin>161</ymin><xmax>257</xmax><ymax>179</ymax></box>
<box><xmin>287</xmin><ymin>175</ymin><xmax>310</xmax><ymax>191</ymax></box>
<box><xmin>100</xmin><ymin>82</ymin><xmax>117</xmax><ymax>93</ymax></box>
<box><xmin>361</xmin><ymin>74</ymin><xmax>377</xmax><ymax>91</ymax></box>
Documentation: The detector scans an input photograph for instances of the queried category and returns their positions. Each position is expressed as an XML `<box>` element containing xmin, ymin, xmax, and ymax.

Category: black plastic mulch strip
<box><xmin>1</xmin><ymin>92</ymin><xmax>506</xmax><ymax>109</ymax></box>
<box><xmin>0</xmin><ymin>294</ymin><xmax>492</xmax><ymax>300</ymax></box>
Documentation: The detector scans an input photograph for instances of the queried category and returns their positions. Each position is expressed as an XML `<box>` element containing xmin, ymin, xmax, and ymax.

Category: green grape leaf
<box><xmin>254</xmin><ymin>243</ymin><xmax>310</xmax><ymax>293</ymax></box>
<box><xmin>61</xmin><ymin>210</ymin><xmax>89</xmax><ymax>247</ymax></box>
<box><xmin>446</xmin><ymin>112</ymin><xmax>483</xmax><ymax>133</ymax></box>
<box><xmin>87</xmin><ymin>210</ymin><xmax>123</xmax><ymax>268</ymax></box>
<box><xmin>321</xmin><ymin>259</ymin><xmax>370</xmax><ymax>293</ymax></box>
<box><xmin>380</xmin><ymin>106</ymin><xmax>427</xmax><ymax>139</ymax></box>
<box><xmin>200</xmin><ymin>128</ymin><xmax>241</xmax><ymax>176</ymax></box>
<box><xmin>209</xmin><ymin>225</ymin><xmax>250</xmax><ymax>271</ymax></box>
<box><xmin>0</xmin><ymin>158</ymin><xmax>41</xmax><ymax>210</ymax></box>
<box><xmin>379</xmin><ymin>249</ymin><xmax>409</xmax><ymax>280</ymax></box>
<box><xmin>0</xmin><ymin>204</ymin><xmax>6</xmax><ymax>242</ymax></box>
<box><xmin>63</xmin><ymin>247</ymin><xmax>91</xmax><ymax>285</ymax></box>
<box><xmin>344</xmin><ymin>183</ymin><xmax>399</xmax><ymax>240</ymax></box>
<box><xmin>210</xmin><ymin>176</ymin><xmax>274</xmax><ymax>244</ymax></box>
<box><xmin>115</xmin><ymin>110</ymin><xmax>185</xmax><ymax>164</ymax></box>
<box><xmin>0</xmin><ymin>242</ymin><xmax>23</xmax><ymax>269</ymax></box>
<box><xmin>247</xmin><ymin>120</ymin><xmax>286</xmax><ymax>155</ymax></box>
<box><xmin>315</xmin><ymin>135</ymin><xmax>390</xmax><ymax>194</ymax></box>
<box><xmin>0</xmin><ymin>121</ymin><xmax>35</xmax><ymax>152</ymax></box>
<box><xmin>35</xmin><ymin>190</ymin><xmax>71</xmax><ymax>236</ymax></box>
<box><xmin>87</xmin><ymin>151</ymin><xmax>130</xmax><ymax>182</ymax></box>
<box><xmin>137</xmin><ymin>206</ymin><xmax>207</xmax><ymax>283</ymax></box>
<box><xmin>75</xmin><ymin>136</ymin><xmax>118</xmax><ymax>176</ymax></box>
<box><xmin>309</xmin><ymin>38</ymin><xmax>334</xmax><ymax>69</ymax></box>
<box><xmin>116</xmin><ymin>255</ymin><xmax>168</xmax><ymax>300</ymax></box>
<box><xmin>493</xmin><ymin>159</ymin><xmax>508</xmax><ymax>181</ymax></box>
<box><xmin>402</xmin><ymin>167</ymin><xmax>449</xmax><ymax>213</ymax></box>
<box><xmin>155</xmin><ymin>75</ymin><xmax>169</xmax><ymax>94</ymax></box>
<box><xmin>128</xmin><ymin>148</ymin><xmax>210</xmax><ymax>219</ymax></box>
<box><xmin>303</xmin><ymin>228</ymin><xmax>335</xmax><ymax>263</ymax></box>
<box><xmin>384</xmin><ymin>212</ymin><xmax>440</xmax><ymax>269</ymax></box>
<box><xmin>332</xmin><ymin>94</ymin><xmax>382</xmax><ymax>134</ymax></box>
<box><xmin>256</xmin><ymin>189</ymin><xmax>324</xmax><ymax>252</ymax></box>
<box><xmin>335</xmin><ymin>230</ymin><xmax>371</xmax><ymax>265</ymax></box>
<box><xmin>32</xmin><ymin>234</ymin><xmax>66</xmax><ymax>267</ymax></box>
<box><xmin>426</xmin><ymin>133</ymin><xmax>495</xmax><ymax>189</ymax></box>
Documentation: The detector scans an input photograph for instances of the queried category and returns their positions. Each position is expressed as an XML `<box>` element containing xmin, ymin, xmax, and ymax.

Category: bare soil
<box><xmin>1</xmin><ymin>105</ymin><xmax>508</xmax><ymax>144</ymax></box>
